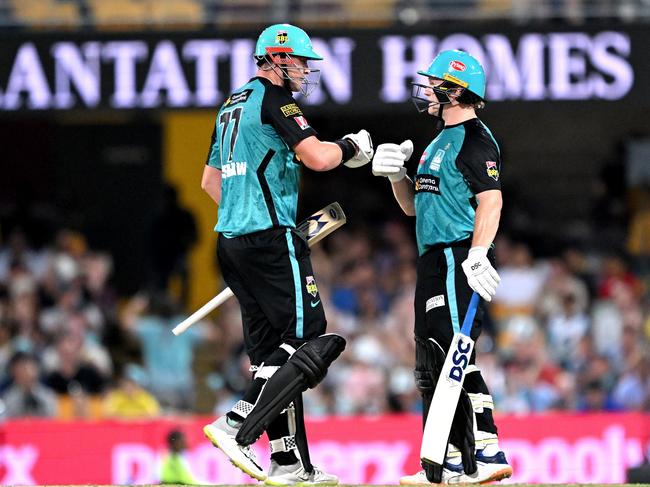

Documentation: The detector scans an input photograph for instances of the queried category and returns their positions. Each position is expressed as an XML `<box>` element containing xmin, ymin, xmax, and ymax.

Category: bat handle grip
<box><xmin>172</xmin><ymin>287</ymin><xmax>234</xmax><ymax>335</ymax></box>
<box><xmin>460</xmin><ymin>292</ymin><xmax>480</xmax><ymax>336</ymax></box>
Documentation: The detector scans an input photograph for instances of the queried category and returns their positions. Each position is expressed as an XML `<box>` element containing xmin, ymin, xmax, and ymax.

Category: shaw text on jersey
<box><xmin>222</xmin><ymin>161</ymin><xmax>247</xmax><ymax>179</ymax></box>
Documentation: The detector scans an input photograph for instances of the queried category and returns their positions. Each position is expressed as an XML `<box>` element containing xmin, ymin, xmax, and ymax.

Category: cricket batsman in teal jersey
<box><xmin>372</xmin><ymin>50</ymin><xmax>513</xmax><ymax>485</ymax></box>
<box><xmin>200</xmin><ymin>23</ymin><xmax>373</xmax><ymax>486</ymax></box>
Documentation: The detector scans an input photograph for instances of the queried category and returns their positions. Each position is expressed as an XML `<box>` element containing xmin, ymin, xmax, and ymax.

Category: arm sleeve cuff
<box><xmin>334</xmin><ymin>139</ymin><xmax>356</xmax><ymax>163</ymax></box>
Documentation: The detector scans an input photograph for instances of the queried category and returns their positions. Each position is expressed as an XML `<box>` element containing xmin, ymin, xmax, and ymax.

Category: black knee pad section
<box><xmin>291</xmin><ymin>334</ymin><xmax>344</xmax><ymax>387</ymax></box>
<box><xmin>414</xmin><ymin>336</ymin><xmax>445</xmax><ymax>427</ymax></box>
<box><xmin>414</xmin><ymin>336</ymin><xmax>446</xmax><ymax>392</ymax></box>
<box><xmin>236</xmin><ymin>334</ymin><xmax>346</xmax><ymax>446</ymax></box>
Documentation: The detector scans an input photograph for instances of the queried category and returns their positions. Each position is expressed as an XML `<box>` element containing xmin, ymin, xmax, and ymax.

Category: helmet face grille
<box><xmin>410</xmin><ymin>82</ymin><xmax>457</xmax><ymax>113</ymax></box>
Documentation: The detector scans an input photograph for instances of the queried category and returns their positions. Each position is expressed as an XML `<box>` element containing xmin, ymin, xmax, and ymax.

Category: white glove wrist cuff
<box><xmin>388</xmin><ymin>170</ymin><xmax>406</xmax><ymax>183</ymax></box>
<box><xmin>468</xmin><ymin>246</ymin><xmax>488</xmax><ymax>258</ymax></box>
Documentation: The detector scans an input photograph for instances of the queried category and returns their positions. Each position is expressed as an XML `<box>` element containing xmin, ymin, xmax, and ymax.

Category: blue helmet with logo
<box><xmin>418</xmin><ymin>49</ymin><xmax>486</xmax><ymax>100</ymax></box>
<box><xmin>254</xmin><ymin>24</ymin><xmax>323</xmax><ymax>61</ymax></box>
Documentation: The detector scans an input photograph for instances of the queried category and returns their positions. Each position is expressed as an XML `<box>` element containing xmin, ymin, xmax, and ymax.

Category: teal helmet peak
<box><xmin>254</xmin><ymin>24</ymin><xmax>323</xmax><ymax>61</ymax></box>
<box><xmin>418</xmin><ymin>49</ymin><xmax>486</xmax><ymax>100</ymax></box>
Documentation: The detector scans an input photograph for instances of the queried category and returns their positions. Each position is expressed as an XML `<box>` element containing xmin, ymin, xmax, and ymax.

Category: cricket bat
<box><xmin>172</xmin><ymin>202</ymin><xmax>346</xmax><ymax>336</ymax></box>
<box><xmin>420</xmin><ymin>292</ymin><xmax>480</xmax><ymax>467</ymax></box>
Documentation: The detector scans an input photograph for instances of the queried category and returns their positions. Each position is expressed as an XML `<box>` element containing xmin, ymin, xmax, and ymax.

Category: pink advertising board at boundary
<box><xmin>0</xmin><ymin>413</ymin><xmax>648</xmax><ymax>484</ymax></box>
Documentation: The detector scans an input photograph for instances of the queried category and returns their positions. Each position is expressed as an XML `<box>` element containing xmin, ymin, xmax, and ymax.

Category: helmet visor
<box><xmin>410</xmin><ymin>80</ymin><xmax>463</xmax><ymax>113</ymax></box>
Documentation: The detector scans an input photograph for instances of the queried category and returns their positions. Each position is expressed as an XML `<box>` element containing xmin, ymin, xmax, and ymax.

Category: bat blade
<box><xmin>420</xmin><ymin>292</ymin><xmax>480</xmax><ymax>466</ymax></box>
<box><xmin>296</xmin><ymin>201</ymin><xmax>346</xmax><ymax>245</ymax></box>
<box><xmin>173</xmin><ymin>202</ymin><xmax>346</xmax><ymax>335</ymax></box>
<box><xmin>420</xmin><ymin>331</ymin><xmax>475</xmax><ymax>464</ymax></box>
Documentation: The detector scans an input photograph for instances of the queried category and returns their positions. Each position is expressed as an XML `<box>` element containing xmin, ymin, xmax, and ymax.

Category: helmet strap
<box><xmin>431</xmin><ymin>104</ymin><xmax>446</xmax><ymax>137</ymax></box>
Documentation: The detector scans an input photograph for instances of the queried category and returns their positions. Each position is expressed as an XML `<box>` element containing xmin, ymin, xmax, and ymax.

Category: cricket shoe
<box><xmin>399</xmin><ymin>462</ymin><xmax>469</xmax><ymax>485</ymax></box>
<box><xmin>475</xmin><ymin>450</ymin><xmax>512</xmax><ymax>483</ymax></box>
<box><xmin>265</xmin><ymin>460</ymin><xmax>339</xmax><ymax>486</ymax></box>
<box><xmin>203</xmin><ymin>416</ymin><xmax>266</xmax><ymax>481</ymax></box>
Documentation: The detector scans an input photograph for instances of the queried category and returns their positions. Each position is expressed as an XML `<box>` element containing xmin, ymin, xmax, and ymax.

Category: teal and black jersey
<box><xmin>206</xmin><ymin>77</ymin><xmax>317</xmax><ymax>237</ymax></box>
<box><xmin>414</xmin><ymin>118</ymin><xmax>501</xmax><ymax>255</ymax></box>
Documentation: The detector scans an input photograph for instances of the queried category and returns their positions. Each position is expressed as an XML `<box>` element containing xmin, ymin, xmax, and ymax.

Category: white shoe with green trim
<box><xmin>203</xmin><ymin>416</ymin><xmax>266</xmax><ymax>481</ymax></box>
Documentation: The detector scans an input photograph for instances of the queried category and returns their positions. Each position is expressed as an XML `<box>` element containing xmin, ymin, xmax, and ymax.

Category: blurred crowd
<box><xmin>0</xmin><ymin>226</ymin><xmax>214</xmax><ymax>419</ymax></box>
<box><xmin>5</xmin><ymin>0</ymin><xmax>650</xmax><ymax>30</ymax></box>
<box><xmin>1</xmin><ymin>205</ymin><xmax>648</xmax><ymax>420</ymax></box>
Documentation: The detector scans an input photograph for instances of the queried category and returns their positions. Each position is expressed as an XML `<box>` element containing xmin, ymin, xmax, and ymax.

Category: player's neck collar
<box><xmin>443</xmin><ymin>117</ymin><xmax>478</xmax><ymax>129</ymax></box>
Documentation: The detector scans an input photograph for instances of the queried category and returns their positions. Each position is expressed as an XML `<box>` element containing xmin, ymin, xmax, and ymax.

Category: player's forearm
<box><xmin>472</xmin><ymin>191</ymin><xmax>502</xmax><ymax>247</ymax></box>
<box><xmin>294</xmin><ymin>139</ymin><xmax>344</xmax><ymax>172</ymax></box>
<box><xmin>391</xmin><ymin>176</ymin><xmax>416</xmax><ymax>216</ymax></box>
<box><xmin>203</xmin><ymin>183</ymin><xmax>221</xmax><ymax>205</ymax></box>
<box><xmin>305</xmin><ymin>141</ymin><xmax>344</xmax><ymax>171</ymax></box>
<box><xmin>201</xmin><ymin>165</ymin><xmax>222</xmax><ymax>205</ymax></box>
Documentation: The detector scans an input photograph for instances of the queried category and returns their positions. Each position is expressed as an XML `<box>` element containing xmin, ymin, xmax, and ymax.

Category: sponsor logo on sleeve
<box><xmin>294</xmin><ymin>116</ymin><xmax>310</xmax><ymax>130</ymax></box>
<box><xmin>486</xmin><ymin>161</ymin><xmax>499</xmax><ymax>181</ymax></box>
<box><xmin>414</xmin><ymin>174</ymin><xmax>441</xmax><ymax>195</ymax></box>
<box><xmin>280</xmin><ymin>103</ymin><xmax>302</xmax><ymax>117</ymax></box>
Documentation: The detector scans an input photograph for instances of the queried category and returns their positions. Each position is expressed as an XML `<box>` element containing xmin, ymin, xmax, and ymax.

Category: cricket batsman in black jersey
<box><xmin>372</xmin><ymin>50</ymin><xmax>513</xmax><ymax>484</ymax></box>
<box><xmin>200</xmin><ymin>23</ymin><xmax>373</xmax><ymax>486</ymax></box>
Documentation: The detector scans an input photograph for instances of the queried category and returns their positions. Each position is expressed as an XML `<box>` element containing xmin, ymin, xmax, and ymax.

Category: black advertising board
<box><xmin>0</xmin><ymin>24</ymin><xmax>646</xmax><ymax>115</ymax></box>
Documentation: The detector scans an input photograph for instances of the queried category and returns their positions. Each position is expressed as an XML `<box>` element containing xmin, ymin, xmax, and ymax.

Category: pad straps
<box><xmin>269</xmin><ymin>436</ymin><xmax>298</xmax><ymax>453</ymax></box>
<box><xmin>293</xmin><ymin>393</ymin><xmax>313</xmax><ymax>473</ymax></box>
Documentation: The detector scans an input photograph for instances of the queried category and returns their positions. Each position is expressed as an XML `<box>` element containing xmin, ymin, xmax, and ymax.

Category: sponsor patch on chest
<box><xmin>224</xmin><ymin>89</ymin><xmax>252</xmax><ymax>106</ymax></box>
<box><xmin>426</xmin><ymin>294</ymin><xmax>445</xmax><ymax>312</ymax></box>
<box><xmin>414</xmin><ymin>174</ymin><xmax>441</xmax><ymax>195</ymax></box>
<box><xmin>430</xmin><ymin>149</ymin><xmax>445</xmax><ymax>171</ymax></box>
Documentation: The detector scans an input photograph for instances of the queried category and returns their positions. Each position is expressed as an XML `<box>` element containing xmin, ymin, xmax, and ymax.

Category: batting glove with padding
<box><xmin>461</xmin><ymin>246</ymin><xmax>501</xmax><ymax>302</ymax></box>
<box><xmin>342</xmin><ymin>129</ymin><xmax>374</xmax><ymax>168</ymax></box>
<box><xmin>372</xmin><ymin>140</ymin><xmax>413</xmax><ymax>182</ymax></box>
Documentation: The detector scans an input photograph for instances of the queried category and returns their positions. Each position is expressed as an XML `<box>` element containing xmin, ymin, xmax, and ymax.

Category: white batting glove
<box><xmin>342</xmin><ymin>129</ymin><xmax>374</xmax><ymax>168</ymax></box>
<box><xmin>461</xmin><ymin>247</ymin><xmax>501</xmax><ymax>302</ymax></box>
<box><xmin>372</xmin><ymin>140</ymin><xmax>413</xmax><ymax>182</ymax></box>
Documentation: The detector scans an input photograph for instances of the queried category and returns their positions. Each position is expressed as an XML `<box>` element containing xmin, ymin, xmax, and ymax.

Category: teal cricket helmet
<box><xmin>254</xmin><ymin>24</ymin><xmax>323</xmax><ymax>61</ymax></box>
<box><xmin>418</xmin><ymin>49</ymin><xmax>486</xmax><ymax>100</ymax></box>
